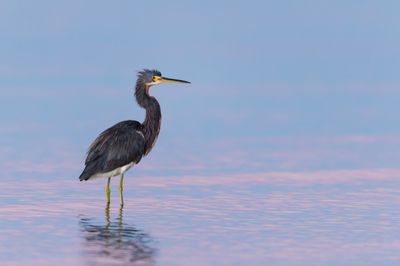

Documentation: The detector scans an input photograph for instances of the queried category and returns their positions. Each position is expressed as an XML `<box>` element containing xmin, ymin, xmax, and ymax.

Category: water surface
<box><xmin>1</xmin><ymin>169</ymin><xmax>400</xmax><ymax>265</ymax></box>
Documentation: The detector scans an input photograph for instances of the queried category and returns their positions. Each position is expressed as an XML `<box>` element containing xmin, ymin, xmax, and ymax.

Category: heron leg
<box><xmin>119</xmin><ymin>174</ymin><xmax>124</xmax><ymax>207</ymax></box>
<box><xmin>106</xmin><ymin>177</ymin><xmax>111</xmax><ymax>205</ymax></box>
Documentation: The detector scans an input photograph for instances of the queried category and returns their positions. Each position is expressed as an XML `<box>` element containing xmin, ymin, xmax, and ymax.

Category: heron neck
<box><xmin>135</xmin><ymin>83</ymin><xmax>162</xmax><ymax>155</ymax></box>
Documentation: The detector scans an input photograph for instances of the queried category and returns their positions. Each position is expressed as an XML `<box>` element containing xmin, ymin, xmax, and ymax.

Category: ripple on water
<box><xmin>1</xmin><ymin>169</ymin><xmax>400</xmax><ymax>265</ymax></box>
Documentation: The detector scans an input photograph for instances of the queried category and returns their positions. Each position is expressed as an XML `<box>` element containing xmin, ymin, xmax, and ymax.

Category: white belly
<box><xmin>90</xmin><ymin>162</ymin><xmax>135</xmax><ymax>179</ymax></box>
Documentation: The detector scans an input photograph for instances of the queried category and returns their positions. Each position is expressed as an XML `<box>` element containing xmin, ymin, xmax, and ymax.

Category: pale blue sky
<box><xmin>1</xmin><ymin>1</ymin><xmax>399</xmax><ymax>178</ymax></box>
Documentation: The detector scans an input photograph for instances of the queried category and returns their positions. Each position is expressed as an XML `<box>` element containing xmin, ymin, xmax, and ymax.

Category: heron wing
<box><xmin>81</xmin><ymin>120</ymin><xmax>145</xmax><ymax>179</ymax></box>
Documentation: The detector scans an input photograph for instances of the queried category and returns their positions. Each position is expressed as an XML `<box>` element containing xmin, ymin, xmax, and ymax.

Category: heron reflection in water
<box><xmin>79</xmin><ymin>206</ymin><xmax>156</xmax><ymax>265</ymax></box>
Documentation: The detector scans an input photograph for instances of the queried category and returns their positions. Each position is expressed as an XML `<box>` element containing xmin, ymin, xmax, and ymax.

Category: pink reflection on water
<box><xmin>125</xmin><ymin>167</ymin><xmax>400</xmax><ymax>187</ymax></box>
<box><xmin>2</xmin><ymin>257</ymin><xmax>81</xmax><ymax>266</ymax></box>
<box><xmin>1</xmin><ymin>168</ymin><xmax>400</xmax><ymax>265</ymax></box>
<box><xmin>3</xmin><ymin>134</ymin><xmax>400</xmax><ymax>177</ymax></box>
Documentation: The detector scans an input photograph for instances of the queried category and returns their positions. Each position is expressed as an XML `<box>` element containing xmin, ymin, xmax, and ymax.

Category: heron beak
<box><xmin>159</xmin><ymin>77</ymin><xmax>191</xmax><ymax>84</ymax></box>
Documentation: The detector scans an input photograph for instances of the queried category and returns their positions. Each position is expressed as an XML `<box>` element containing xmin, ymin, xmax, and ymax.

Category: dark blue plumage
<box><xmin>79</xmin><ymin>69</ymin><xmax>163</xmax><ymax>181</ymax></box>
<box><xmin>78</xmin><ymin>69</ymin><xmax>190</xmax><ymax>205</ymax></box>
<box><xmin>79</xmin><ymin>121</ymin><xmax>145</xmax><ymax>181</ymax></box>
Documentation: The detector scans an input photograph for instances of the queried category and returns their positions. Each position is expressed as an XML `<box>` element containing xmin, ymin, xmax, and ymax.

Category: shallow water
<box><xmin>1</xmin><ymin>169</ymin><xmax>400</xmax><ymax>265</ymax></box>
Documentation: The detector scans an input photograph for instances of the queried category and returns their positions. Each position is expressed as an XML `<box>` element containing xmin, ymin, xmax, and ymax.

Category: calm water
<box><xmin>1</xmin><ymin>169</ymin><xmax>400</xmax><ymax>266</ymax></box>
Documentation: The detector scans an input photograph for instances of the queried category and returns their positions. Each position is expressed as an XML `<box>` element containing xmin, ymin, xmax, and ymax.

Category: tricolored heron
<box><xmin>79</xmin><ymin>69</ymin><xmax>190</xmax><ymax>206</ymax></box>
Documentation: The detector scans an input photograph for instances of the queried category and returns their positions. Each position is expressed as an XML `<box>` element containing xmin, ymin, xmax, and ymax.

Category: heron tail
<box><xmin>79</xmin><ymin>165</ymin><xmax>96</xmax><ymax>181</ymax></box>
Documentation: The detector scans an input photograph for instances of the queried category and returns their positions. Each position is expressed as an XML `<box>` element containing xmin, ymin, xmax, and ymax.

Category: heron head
<box><xmin>138</xmin><ymin>69</ymin><xmax>190</xmax><ymax>87</ymax></box>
